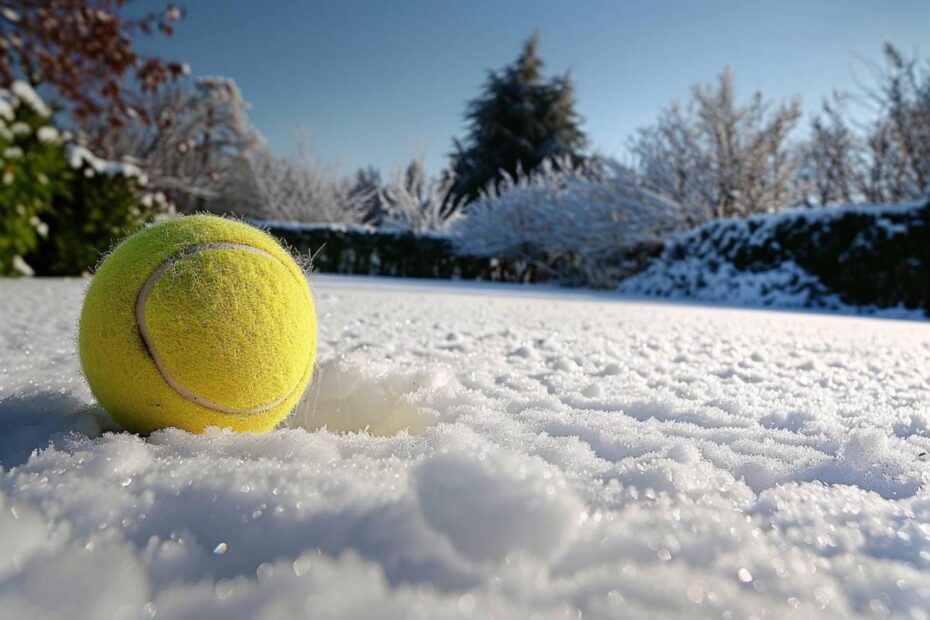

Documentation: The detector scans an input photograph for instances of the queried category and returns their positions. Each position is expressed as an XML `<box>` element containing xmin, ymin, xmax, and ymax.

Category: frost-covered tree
<box><xmin>218</xmin><ymin>133</ymin><xmax>371</xmax><ymax>225</ymax></box>
<box><xmin>631</xmin><ymin>69</ymin><xmax>802</xmax><ymax>219</ymax></box>
<box><xmin>349</xmin><ymin>165</ymin><xmax>384</xmax><ymax>224</ymax></box>
<box><xmin>794</xmin><ymin>44</ymin><xmax>930</xmax><ymax>206</ymax></box>
<box><xmin>856</xmin><ymin>43</ymin><xmax>930</xmax><ymax>202</ymax></box>
<box><xmin>380</xmin><ymin>157</ymin><xmax>463</xmax><ymax>233</ymax></box>
<box><xmin>797</xmin><ymin>94</ymin><xmax>859</xmax><ymax>207</ymax></box>
<box><xmin>82</xmin><ymin>76</ymin><xmax>257</xmax><ymax>211</ymax></box>
<box><xmin>453</xmin><ymin>158</ymin><xmax>688</xmax><ymax>286</ymax></box>
<box><xmin>449</xmin><ymin>32</ymin><xmax>586</xmax><ymax>205</ymax></box>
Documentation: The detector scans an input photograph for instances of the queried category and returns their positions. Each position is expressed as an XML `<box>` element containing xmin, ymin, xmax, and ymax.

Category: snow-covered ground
<box><xmin>1</xmin><ymin>275</ymin><xmax>929</xmax><ymax>619</ymax></box>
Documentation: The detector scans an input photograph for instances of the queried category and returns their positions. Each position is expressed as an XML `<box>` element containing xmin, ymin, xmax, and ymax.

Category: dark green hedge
<box><xmin>662</xmin><ymin>199</ymin><xmax>930</xmax><ymax>313</ymax></box>
<box><xmin>264</xmin><ymin>224</ymin><xmax>522</xmax><ymax>281</ymax></box>
<box><xmin>263</xmin><ymin>223</ymin><xmax>662</xmax><ymax>286</ymax></box>
<box><xmin>262</xmin><ymin>198</ymin><xmax>930</xmax><ymax>315</ymax></box>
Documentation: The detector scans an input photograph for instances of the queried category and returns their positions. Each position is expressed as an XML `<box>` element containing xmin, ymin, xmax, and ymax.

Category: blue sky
<box><xmin>136</xmin><ymin>0</ymin><xmax>928</xmax><ymax>175</ymax></box>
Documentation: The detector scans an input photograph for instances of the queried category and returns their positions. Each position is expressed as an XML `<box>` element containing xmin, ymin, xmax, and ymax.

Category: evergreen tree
<box><xmin>448</xmin><ymin>32</ymin><xmax>587</xmax><ymax>204</ymax></box>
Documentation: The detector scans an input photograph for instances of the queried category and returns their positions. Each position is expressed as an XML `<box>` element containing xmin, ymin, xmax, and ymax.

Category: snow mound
<box><xmin>623</xmin><ymin>257</ymin><xmax>842</xmax><ymax>309</ymax></box>
<box><xmin>414</xmin><ymin>448</ymin><xmax>584</xmax><ymax>562</ymax></box>
<box><xmin>289</xmin><ymin>356</ymin><xmax>458</xmax><ymax>436</ymax></box>
<box><xmin>0</xmin><ymin>276</ymin><xmax>929</xmax><ymax>619</ymax></box>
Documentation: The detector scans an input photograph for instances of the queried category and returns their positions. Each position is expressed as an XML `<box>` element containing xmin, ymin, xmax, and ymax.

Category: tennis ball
<box><xmin>78</xmin><ymin>215</ymin><xmax>317</xmax><ymax>434</ymax></box>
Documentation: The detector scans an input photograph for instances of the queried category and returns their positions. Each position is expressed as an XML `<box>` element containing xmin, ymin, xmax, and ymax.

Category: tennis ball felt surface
<box><xmin>78</xmin><ymin>215</ymin><xmax>317</xmax><ymax>434</ymax></box>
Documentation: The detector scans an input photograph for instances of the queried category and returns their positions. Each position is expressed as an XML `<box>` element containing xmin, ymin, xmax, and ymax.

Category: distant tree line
<box><xmin>1</xmin><ymin>3</ymin><xmax>929</xmax><ymax>279</ymax></box>
<box><xmin>172</xmin><ymin>34</ymin><xmax>927</xmax><ymax>229</ymax></box>
<box><xmin>801</xmin><ymin>44</ymin><xmax>930</xmax><ymax>206</ymax></box>
<box><xmin>632</xmin><ymin>43</ymin><xmax>930</xmax><ymax>218</ymax></box>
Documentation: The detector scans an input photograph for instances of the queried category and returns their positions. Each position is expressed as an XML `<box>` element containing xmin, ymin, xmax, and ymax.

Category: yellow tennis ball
<box><xmin>78</xmin><ymin>215</ymin><xmax>317</xmax><ymax>434</ymax></box>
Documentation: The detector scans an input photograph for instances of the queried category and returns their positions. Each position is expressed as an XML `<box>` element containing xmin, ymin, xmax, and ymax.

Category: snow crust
<box><xmin>1</xmin><ymin>276</ymin><xmax>929</xmax><ymax>619</ymax></box>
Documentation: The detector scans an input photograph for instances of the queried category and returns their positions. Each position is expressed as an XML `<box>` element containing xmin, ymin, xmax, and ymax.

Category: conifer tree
<box><xmin>449</xmin><ymin>32</ymin><xmax>586</xmax><ymax>204</ymax></box>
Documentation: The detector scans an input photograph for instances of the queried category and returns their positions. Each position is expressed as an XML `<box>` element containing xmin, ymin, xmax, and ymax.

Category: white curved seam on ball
<box><xmin>135</xmin><ymin>241</ymin><xmax>313</xmax><ymax>416</ymax></box>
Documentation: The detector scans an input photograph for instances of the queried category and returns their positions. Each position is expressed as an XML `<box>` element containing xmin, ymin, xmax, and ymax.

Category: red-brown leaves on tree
<box><xmin>0</xmin><ymin>0</ymin><xmax>186</xmax><ymax>125</ymax></box>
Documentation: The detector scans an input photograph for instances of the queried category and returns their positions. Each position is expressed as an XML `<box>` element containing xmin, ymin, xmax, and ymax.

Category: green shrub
<box><xmin>0</xmin><ymin>82</ymin><xmax>69</xmax><ymax>275</ymax></box>
<box><xmin>0</xmin><ymin>81</ymin><xmax>174</xmax><ymax>276</ymax></box>
<box><xmin>28</xmin><ymin>148</ymin><xmax>172</xmax><ymax>275</ymax></box>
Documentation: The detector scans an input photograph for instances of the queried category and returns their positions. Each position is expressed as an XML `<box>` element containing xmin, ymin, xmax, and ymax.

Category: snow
<box><xmin>66</xmin><ymin>145</ymin><xmax>147</xmax><ymax>181</ymax></box>
<box><xmin>621</xmin><ymin>258</ymin><xmax>849</xmax><ymax>312</ymax></box>
<box><xmin>35</xmin><ymin>126</ymin><xmax>60</xmax><ymax>144</ymax></box>
<box><xmin>1</xmin><ymin>275</ymin><xmax>929</xmax><ymax>619</ymax></box>
<box><xmin>9</xmin><ymin>82</ymin><xmax>50</xmax><ymax>118</ymax></box>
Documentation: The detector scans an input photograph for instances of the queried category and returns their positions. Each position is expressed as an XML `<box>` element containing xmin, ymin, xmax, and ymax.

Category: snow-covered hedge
<box><xmin>620</xmin><ymin>198</ymin><xmax>930</xmax><ymax>315</ymax></box>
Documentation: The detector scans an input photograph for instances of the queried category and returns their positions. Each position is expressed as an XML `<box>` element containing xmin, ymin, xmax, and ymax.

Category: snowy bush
<box><xmin>217</xmin><ymin>135</ymin><xmax>371</xmax><ymax>225</ymax></box>
<box><xmin>379</xmin><ymin>158</ymin><xmax>462</xmax><ymax>233</ymax></box>
<box><xmin>452</xmin><ymin>158</ymin><xmax>688</xmax><ymax>287</ymax></box>
<box><xmin>0</xmin><ymin>82</ymin><xmax>173</xmax><ymax>276</ymax></box>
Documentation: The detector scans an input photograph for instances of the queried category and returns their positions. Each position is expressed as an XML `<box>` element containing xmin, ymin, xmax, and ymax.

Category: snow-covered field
<box><xmin>1</xmin><ymin>275</ymin><xmax>929</xmax><ymax>619</ymax></box>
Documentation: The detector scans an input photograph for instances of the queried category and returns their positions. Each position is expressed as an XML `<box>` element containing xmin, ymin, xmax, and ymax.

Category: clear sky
<box><xmin>135</xmin><ymin>0</ymin><xmax>928</xmax><ymax>175</ymax></box>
